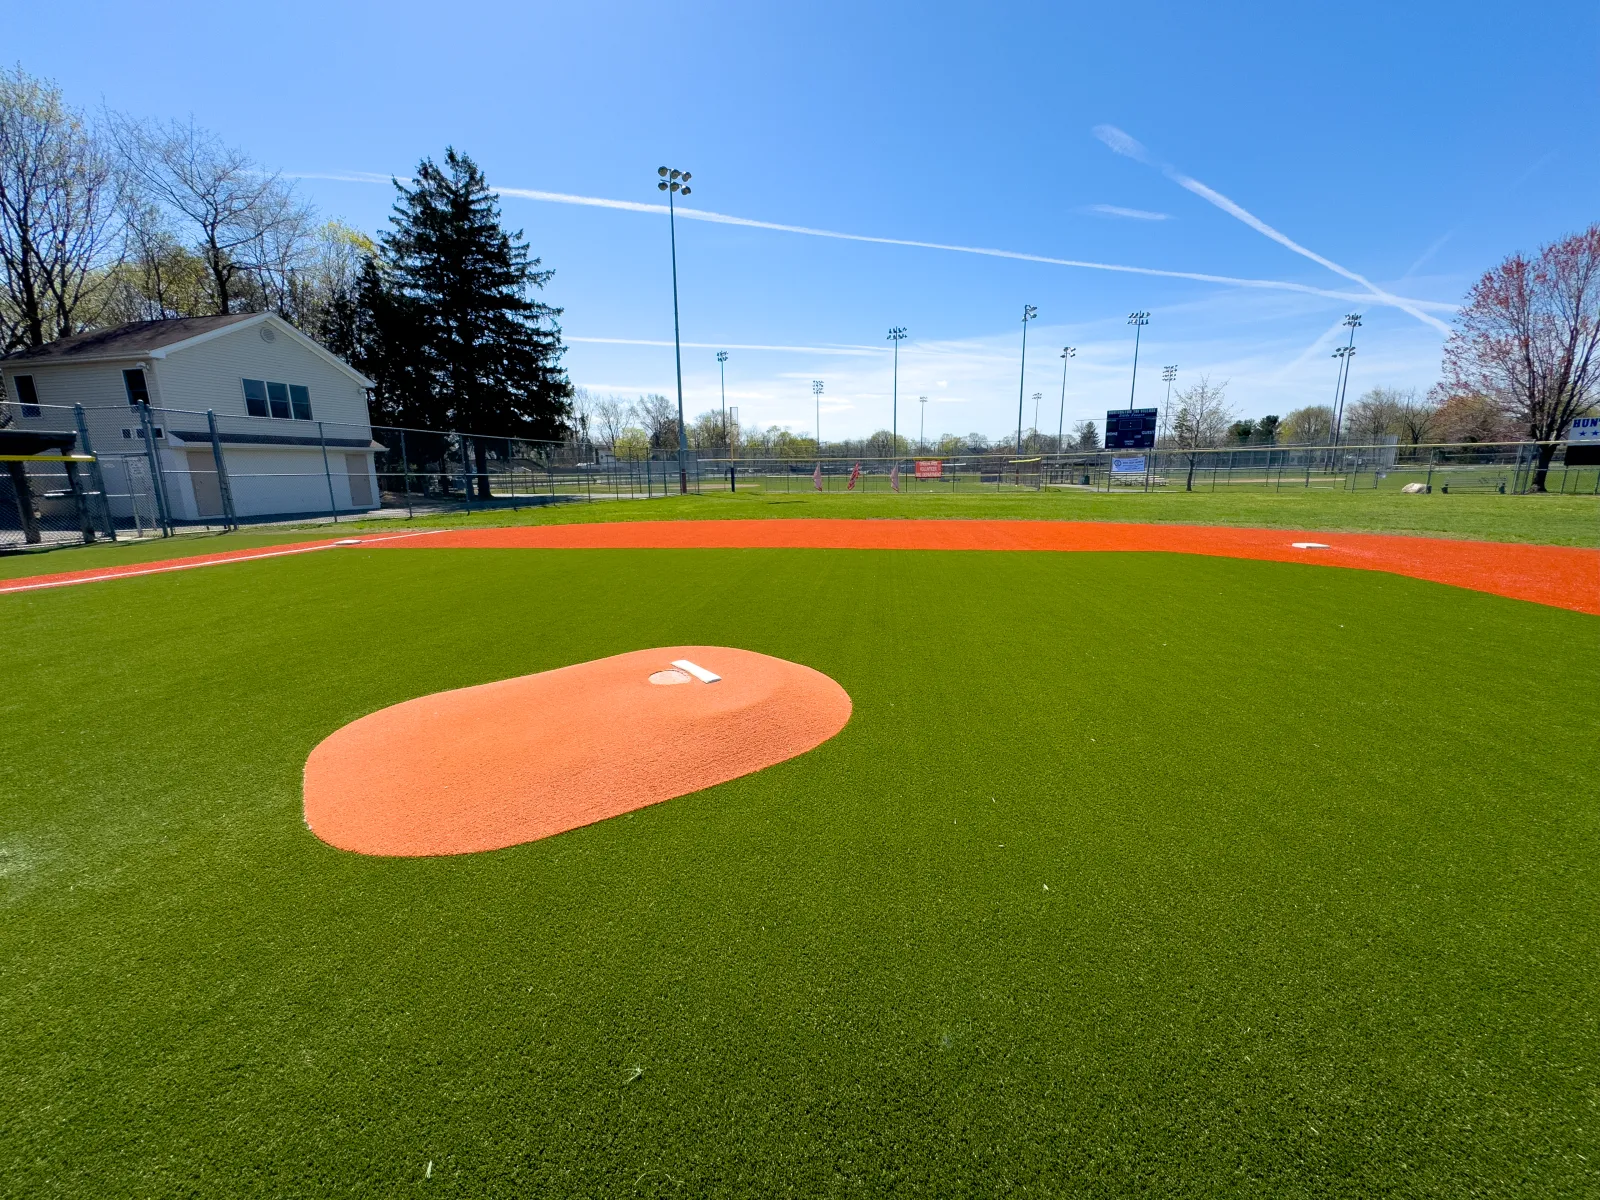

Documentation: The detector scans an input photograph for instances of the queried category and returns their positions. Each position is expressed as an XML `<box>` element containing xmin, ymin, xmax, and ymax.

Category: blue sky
<box><xmin>15</xmin><ymin>1</ymin><xmax>1599</xmax><ymax>441</ymax></box>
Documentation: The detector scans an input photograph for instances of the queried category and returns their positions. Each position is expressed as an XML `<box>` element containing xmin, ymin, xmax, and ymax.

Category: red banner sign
<box><xmin>914</xmin><ymin>459</ymin><xmax>943</xmax><ymax>479</ymax></box>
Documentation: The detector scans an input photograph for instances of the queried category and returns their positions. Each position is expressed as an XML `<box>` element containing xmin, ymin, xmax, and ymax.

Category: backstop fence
<box><xmin>2</xmin><ymin>397</ymin><xmax>1596</xmax><ymax>552</ymax></box>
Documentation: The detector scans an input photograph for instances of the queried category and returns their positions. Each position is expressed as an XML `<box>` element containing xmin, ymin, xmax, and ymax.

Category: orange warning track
<box><xmin>3</xmin><ymin>519</ymin><xmax>1594</xmax><ymax>614</ymax></box>
<box><xmin>389</xmin><ymin>520</ymin><xmax>1600</xmax><ymax>615</ymax></box>
<box><xmin>303</xmin><ymin>645</ymin><xmax>852</xmax><ymax>856</ymax></box>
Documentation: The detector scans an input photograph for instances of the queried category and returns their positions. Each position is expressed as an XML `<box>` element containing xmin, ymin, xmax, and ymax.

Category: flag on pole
<box><xmin>813</xmin><ymin>463</ymin><xmax>823</xmax><ymax>491</ymax></box>
<box><xmin>848</xmin><ymin>462</ymin><xmax>862</xmax><ymax>490</ymax></box>
<box><xmin>890</xmin><ymin>463</ymin><xmax>900</xmax><ymax>493</ymax></box>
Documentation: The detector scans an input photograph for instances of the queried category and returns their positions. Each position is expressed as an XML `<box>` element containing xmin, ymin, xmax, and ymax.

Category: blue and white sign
<box><xmin>1569</xmin><ymin>416</ymin><xmax>1600</xmax><ymax>442</ymax></box>
<box><xmin>1111</xmin><ymin>456</ymin><xmax>1147</xmax><ymax>475</ymax></box>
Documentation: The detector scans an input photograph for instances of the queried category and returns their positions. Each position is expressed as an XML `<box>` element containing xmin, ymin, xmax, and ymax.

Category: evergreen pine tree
<box><xmin>379</xmin><ymin>149</ymin><xmax>573</xmax><ymax>495</ymax></box>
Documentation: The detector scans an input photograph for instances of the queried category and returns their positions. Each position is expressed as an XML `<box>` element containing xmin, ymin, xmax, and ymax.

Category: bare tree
<box><xmin>593</xmin><ymin>395</ymin><xmax>629</xmax><ymax>449</ymax></box>
<box><xmin>1343</xmin><ymin>386</ymin><xmax>1408</xmax><ymax>444</ymax></box>
<box><xmin>1396</xmin><ymin>388</ymin><xmax>1440</xmax><ymax>446</ymax></box>
<box><xmin>1170</xmin><ymin>376</ymin><xmax>1234</xmax><ymax>490</ymax></box>
<box><xmin>631</xmin><ymin>392</ymin><xmax>679</xmax><ymax>449</ymax></box>
<box><xmin>0</xmin><ymin>66</ymin><xmax>123</xmax><ymax>350</ymax></box>
<box><xmin>1430</xmin><ymin>386</ymin><xmax>1513</xmax><ymax>444</ymax></box>
<box><xmin>1442</xmin><ymin>224</ymin><xmax>1600</xmax><ymax>490</ymax></box>
<box><xmin>111</xmin><ymin>116</ymin><xmax>313</xmax><ymax>316</ymax></box>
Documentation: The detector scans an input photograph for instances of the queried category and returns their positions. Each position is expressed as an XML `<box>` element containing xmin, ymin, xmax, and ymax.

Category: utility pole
<box><xmin>1160</xmin><ymin>365</ymin><xmax>1177</xmax><ymax>442</ymax></box>
<box><xmin>1015</xmin><ymin>304</ymin><xmax>1038</xmax><ymax>456</ymax></box>
<box><xmin>1057</xmin><ymin>347</ymin><xmax>1075</xmax><ymax>453</ymax></box>
<box><xmin>1330</xmin><ymin>313</ymin><xmax>1362</xmax><ymax>451</ymax></box>
<box><xmin>1126</xmin><ymin>311</ymin><xmax>1150</xmax><ymax>411</ymax></box>
<box><xmin>887</xmin><ymin>326</ymin><xmax>907</xmax><ymax>457</ymax></box>
<box><xmin>656</xmin><ymin>166</ymin><xmax>693</xmax><ymax>493</ymax></box>
<box><xmin>717</xmin><ymin>349</ymin><xmax>729</xmax><ymax>451</ymax></box>
<box><xmin>919</xmin><ymin>396</ymin><xmax>928</xmax><ymax>454</ymax></box>
<box><xmin>812</xmin><ymin>380</ymin><xmax>824</xmax><ymax>450</ymax></box>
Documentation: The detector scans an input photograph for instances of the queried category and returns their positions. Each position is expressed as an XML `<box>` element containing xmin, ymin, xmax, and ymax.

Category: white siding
<box><xmin>154</xmin><ymin>321</ymin><xmax>371</xmax><ymax>433</ymax></box>
<box><xmin>3</xmin><ymin>318</ymin><xmax>378</xmax><ymax>522</ymax></box>
<box><xmin>1</xmin><ymin>360</ymin><xmax>144</xmax><ymax>455</ymax></box>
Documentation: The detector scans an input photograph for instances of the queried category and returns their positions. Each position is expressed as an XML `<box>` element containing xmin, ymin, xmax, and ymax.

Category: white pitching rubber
<box><xmin>1291</xmin><ymin>542</ymin><xmax>1331</xmax><ymax>550</ymax></box>
<box><xmin>671</xmin><ymin>659</ymin><xmax>721</xmax><ymax>683</ymax></box>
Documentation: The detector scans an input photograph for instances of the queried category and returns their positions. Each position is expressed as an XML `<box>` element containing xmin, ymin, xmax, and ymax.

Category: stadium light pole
<box><xmin>1057</xmin><ymin>347</ymin><xmax>1076</xmax><ymax>453</ymax></box>
<box><xmin>919</xmin><ymin>396</ymin><xmax>928</xmax><ymax>453</ymax></box>
<box><xmin>656</xmin><ymin>166</ymin><xmax>693</xmax><ymax>493</ymax></box>
<box><xmin>1126</xmin><ymin>311</ymin><xmax>1150</xmax><ymax>411</ymax></box>
<box><xmin>717</xmin><ymin>350</ymin><xmax>729</xmax><ymax>451</ymax></box>
<box><xmin>1031</xmin><ymin>393</ymin><xmax>1042</xmax><ymax>447</ymax></box>
<box><xmin>1330</xmin><ymin>312</ymin><xmax>1362</xmax><ymax>451</ymax></box>
<box><xmin>1015</xmin><ymin>304</ymin><xmax>1038</xmax><ymax>456</ymax></box>
<box><xmin>812</xmin><ymin>379</ymin><xmax>824</xmax><ymax>450</ymax></box>
<box><xmin>1160</xmin><ymin>365</ymin><xmax>1177</xmax><ymax>442</ymax></box>
<box><xmin>887</xmin><ymin>326</ymin><xmax>907</xmax><ymax>456</ymax></box>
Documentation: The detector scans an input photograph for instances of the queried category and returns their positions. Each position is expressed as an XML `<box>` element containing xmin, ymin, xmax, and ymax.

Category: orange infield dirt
<box><xmin>386</xmin><ymin>519</ymin><xmax>1600</xmax><ymax>615</ymax></box>
<box><xmin>302</xmin><ymin>646</ymin><xmax>852</xmax><ymax>857</ymax></box>
<box><xmin>3</xmin><ymin>519</ymin><xmax>1594</xmax><ymax>614</ymax></box>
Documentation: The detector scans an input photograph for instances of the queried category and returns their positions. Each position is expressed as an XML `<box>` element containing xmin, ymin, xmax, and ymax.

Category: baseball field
<box><xmin>2</xmin><ymin>492</ymin><xmax>1596</xmax><ymax>1197</ymax></box>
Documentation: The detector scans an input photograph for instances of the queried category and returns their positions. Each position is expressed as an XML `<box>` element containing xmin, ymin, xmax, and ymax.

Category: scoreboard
<box><xmin>1105</xmin><ymin>408</ymin><xmax>1159</xmax><ymax>450</ymax></box>
<box><xmin>1568</xmin><ymin>415</ymin><xmax>1600</xmax><ymax>466</ymax></box>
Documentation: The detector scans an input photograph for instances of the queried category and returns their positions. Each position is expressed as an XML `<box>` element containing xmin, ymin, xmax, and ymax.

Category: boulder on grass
<box><xmin>1400</xmin><ymin>482</ymin><xmax>1428</xmax><ymax>494</ymax></box>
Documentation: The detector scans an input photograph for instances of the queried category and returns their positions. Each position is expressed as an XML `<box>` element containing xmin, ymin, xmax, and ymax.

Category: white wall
<box><xmin>3</xmin><ymin>316</ymin><xmax>379</xmax><ymax>522</ymax></box>
<box><xmin>154</xmin><ymin>319</ymin><xmax>372</xmax><ymax>433</ymax></box>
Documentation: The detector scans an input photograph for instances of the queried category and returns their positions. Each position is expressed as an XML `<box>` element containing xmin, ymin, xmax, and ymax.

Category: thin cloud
<box><xmin>289</xmin><ymin>171</ymin><xmax>1454</xmax><ymax>314</ymax></box>
<box><xmin>1088</xmin><ymin>128</ymin><xmax>1454</xmax><ymax>335</ymax></box>
<box><xmin>1092</xmin><ymin>125</ymin><xmax>1150</xmax><ymax>162</ymax></box>
<box><xmin>569</xmin><ymin>336</ymin><xmax>880</xmax><ymax>356</ymax></box>
<box><xmin>1085</xmin><ymin>204</ymin><xmax>1171</xmax><ymax>221</ymax></box>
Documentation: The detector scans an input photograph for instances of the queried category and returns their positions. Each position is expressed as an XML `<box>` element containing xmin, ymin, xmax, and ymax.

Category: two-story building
<box><xmin>1</xmin><ymin>313</ymin><xmax>380</xmax><ymax>524</ymax></box>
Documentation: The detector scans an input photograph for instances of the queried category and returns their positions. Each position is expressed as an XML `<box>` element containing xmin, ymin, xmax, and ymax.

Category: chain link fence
<box><xmin>2</xmin><ymin>396</ymin><xmax>1595</xmax><ymax>553</ymax></box>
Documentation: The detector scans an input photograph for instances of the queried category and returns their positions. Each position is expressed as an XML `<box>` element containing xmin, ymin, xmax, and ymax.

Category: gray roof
<box><xmin>3</xmin><ymin>315</ymin><xmax>257</xmax><ymax>363</ymax></box>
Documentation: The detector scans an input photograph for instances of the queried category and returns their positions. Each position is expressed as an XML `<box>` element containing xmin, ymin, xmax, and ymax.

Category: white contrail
<box><xmin>1089</xmin><ymin>126</ymin><xmax>1455</xmax><ymax>335</ymax></box>
<box><xmin>569</xmin><ymin>336</ymin><xmax>880</xmax><ymax>356</ymax></box>
<box><xmin>1084</xmin><ymin>204</ymin><xmax>1171</xmax><ymax>221</ymax></box>
<box><xmin>290</xmin><ymin>171</ymin><xmax>1455</xmax><ymax>315</ymax></box>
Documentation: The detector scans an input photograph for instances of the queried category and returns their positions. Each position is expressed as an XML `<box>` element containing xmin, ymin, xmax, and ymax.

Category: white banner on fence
<box><xmin>1111</xmin><ymin>456</ymin><xmax>1147</xmax><ymax>475</ymax></box>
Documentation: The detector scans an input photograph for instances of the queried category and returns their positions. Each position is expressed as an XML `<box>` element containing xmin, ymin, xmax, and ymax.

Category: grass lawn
<box><xmin>1</xmin><ymin>486</ymin><xmax>1595</xmax><ymax>582</ymax></box>
<box><xmin>3</xmin><ymin>545</ymin><xmax>1595</xmax><ymax>1197</ymax></box>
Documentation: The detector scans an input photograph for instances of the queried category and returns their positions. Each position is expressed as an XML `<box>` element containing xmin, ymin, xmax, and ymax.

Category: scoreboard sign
<box><xmin>1105</xmin><ymin>408</ymin><xmax>1159</xmax><ymax>450</ymax></box>
<box><xmin>1569</xmin><ymin>416</ymin><xmax>1600</xmax><ymax>466</ymax></box>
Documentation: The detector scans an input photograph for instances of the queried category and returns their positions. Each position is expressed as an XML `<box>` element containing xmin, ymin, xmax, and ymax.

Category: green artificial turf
<box><xmin>342</xmin><ymin>487</ymin><xmax>1600</xmax><ymax>546</ymax></box>
<box><xmin>2</xmin><ymin>484</ymin><xmax>1595</xmax><ymax>582</ymax></box>
<box><xmin>2</xmin><ymin>547</ymin><xmax>1596</xmax><ymax>1197</ymax></box>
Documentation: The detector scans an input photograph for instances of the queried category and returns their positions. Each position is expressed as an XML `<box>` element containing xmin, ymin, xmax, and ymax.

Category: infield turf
<box><xmin>2</xmin><ymin>545</ymin><xmax>1596</xmax><ymax>1198</ymax></box>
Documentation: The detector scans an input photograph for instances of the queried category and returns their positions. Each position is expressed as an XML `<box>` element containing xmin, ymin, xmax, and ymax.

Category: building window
<box><xmin>123</xmin><ymin>368</ymin><xmax>150</xmax><ymax>406</ymax></box>
<box><xmin>13</xmin><ymin>374</ymin><xmax>40</xmax><ymax>417</ymax></box>
<box><xmin>266</xmin><ymin>381</ymin><xmax>291</xmax><ymax>419</ymax></box>
<box><xmin>243</xmin><ymin>377</ymin><xmax>313</xmax><ymax>420</ymax></box>
<box><xmin>242</xmin><ymin>378</ymin><xmax>269</xmax><ymax>418</ymax></box>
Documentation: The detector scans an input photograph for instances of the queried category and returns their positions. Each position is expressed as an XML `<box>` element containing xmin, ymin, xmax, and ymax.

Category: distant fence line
<box><xmin>2</xmin><ymin>398</ymin><xmax>1596</xmax><ymax>552</ymax></box>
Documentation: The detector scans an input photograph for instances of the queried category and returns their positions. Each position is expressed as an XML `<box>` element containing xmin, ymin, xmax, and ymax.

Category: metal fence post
<box><xmin>206</xmin><ymin>409</ymin><xmax>237</xmax><ymax>530</ymax></box>
<box><xmin>73</xmin><ymin>403</ymin><xmax>117</xmax><ymax>540</ymax></box>
<box><xmin>398</xmin><ymin>428</ymin><xmax>414</xmax><ymax>519</ymax></box>
<box><xmin>136</xmin><ymin>402</ymin><xmax>173</xmax><ymax>536</ymax></box>
<box><xmin>458</xmin><ymin>434</ymin><xmax>473</xmax><ymax>513</ymax></box>
<box><xmin>318</xmin><ymin>421</ymin><xmax>338</xmax><ymax>522</ymax></box>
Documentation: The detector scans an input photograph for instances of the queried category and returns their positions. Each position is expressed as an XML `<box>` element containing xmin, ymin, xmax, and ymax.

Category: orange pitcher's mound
<box><xmin>302</xmin><ymin>646</ymin><xmax>852</xmax><ymax>857</ymax></box>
